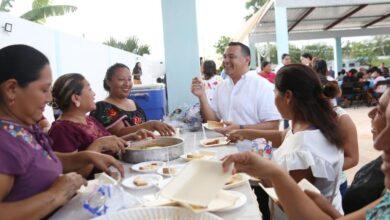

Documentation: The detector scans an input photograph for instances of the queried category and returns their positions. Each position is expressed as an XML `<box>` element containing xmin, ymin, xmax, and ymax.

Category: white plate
<box><xmin>156</xmin><ymin>164</ymin><xmax>185</xmax><ymax>177</ymax></box>
<box><xmin>200</xmin><ymin>137</ymin><xmax>230</xmax><ymax>147</ymax></box>
<box><xmin>131</xmin><ymin>161</ymin><xmax>165</xmax><ymax>173</ymax></box>
<box><xmin>211</xmin><ymin>191</ymin><xmax>247</xmax><ymax>212</ymax></box>
<box><xmin>223</xmin><ymin>173</ymin><xmax>250</xmax><ymax>189</ymax></box>
<box><xmin>122</xmin><ymin>174</ymin><xmax>163</xmax><ymax>190</ymax></box>
<box><xmin>92</xmin><ymin>206</ymin><xmax>222</xmax><ymax>220</ymax></box>
<box><xmin>203</xmin><ymin>121</ymin><xmax>224</xmax><ymax>130</ymax></box>
<box><xmin>156</xmin><ymin>177</ymin><xmax>173</xmax><ymax>189</ymax></box>
<box><xmin>180</xmin><ymin>150</ymin><xmax>216</xmax><ymax>162</ymax></box>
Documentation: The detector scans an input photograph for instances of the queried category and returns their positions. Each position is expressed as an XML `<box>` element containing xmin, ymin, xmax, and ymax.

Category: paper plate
<box><xmin>203</xmin><ymin>121</ymin><xmax>224</xmax><ymax>130</ymax></box>
<box><xmin>223</xmin><ymin>173</ymin><xmax>250</xmax><ymax>189</ymax></box>
<box><xmin>200</xmin><ymin>137</ymin><xmax>230</xmax><ymax>147</ymax></box>
<box><xmin>180</xmin><ymin>151</ymin><xmax>216</xmax><ymax>162</ymax></box>
<box><xmin>122</xmin><ymin>174</ymin><xmax>163</xmax><ymax>190</ymax></box>
<box><xmin>131</xmin><ymin>161</ymin><xmax>165</xmax><ymax>173</ymax></box>
<box><xmin>156</xmin><ymin>164</ymin><xmax>185</xmax><ymax>177</ymax></box>
<box><xmin>92</xmin><ymin>206</ymin><xmax>222</xmax><ymax>220</ymax></box>
<box><xmin>211</xmin><ymin>191</ymin><xmax>247</xmax><ymax>212</ymax></box>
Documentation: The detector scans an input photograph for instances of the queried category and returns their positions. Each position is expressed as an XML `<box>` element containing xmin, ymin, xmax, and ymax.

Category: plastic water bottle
<box><xmin>263</xmin><ymin>141</ymin><xmax>273</xmax><ymax>160</ymax></box>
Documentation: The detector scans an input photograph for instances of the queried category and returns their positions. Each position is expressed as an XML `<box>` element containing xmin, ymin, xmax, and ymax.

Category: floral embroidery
<box><xmin>133</xmin><ymin>116</ymin><xmax>142</xmax><ymax>125</ymax></box>
<box><xmin>0</xmin><ymin>121</ymin><xmax>52</xmax><ymax>160</ymax></box>
<box><xmin>107</xmin><ymin>108</ymin><xmax>118</xmax><ymax>118</ymax></box>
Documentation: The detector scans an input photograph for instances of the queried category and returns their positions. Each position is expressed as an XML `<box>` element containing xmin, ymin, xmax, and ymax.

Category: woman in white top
<box><xmin>228</xmin><ymin>64</ymin><xmax>345</xmax><ymax>213</ymax></box>
<box><xmin>201</xmin><ymin>60</ymin><xmax>223</xmax><ymax>105</ymax></box>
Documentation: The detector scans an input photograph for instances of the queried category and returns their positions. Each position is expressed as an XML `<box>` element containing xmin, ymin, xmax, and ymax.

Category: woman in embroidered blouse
<box><xmin>223</xmin><ymin>88</ymin><xmax>390</xmax><ymax>220</ymax></box>
<box><xmin>91</xmin><ymin>63</ymin><xmax>175</xmax><ymax>136</ymax></box>
<box><xmin>0</xmin><ymin>45</ymin><xmax>123</xmax><ymax>219</ymax></box>
<box><xmin>228</xmin><ymin>64</ymin><xmax>345</xmax><ymax>212</ymax></box>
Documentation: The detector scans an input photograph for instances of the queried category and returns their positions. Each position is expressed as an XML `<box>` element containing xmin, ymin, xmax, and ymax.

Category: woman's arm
<box><xmin>338</xmin><ymin>115</ymin><xmax>359</xmax><ymax>170</ymax></box>
<box><xmin>108</xmin><ymin>120</ymin><xmax>175</xmax><ymax>137</ymax></box>
<box><xmin>227</xmin><ymin>129</ymin><xmax>286</xmax><ymax>147</ymax></box>
<box><xmin>0</xmin><ymin>173</ymin><xmax>85</xmax><ymax>220</ymax></box>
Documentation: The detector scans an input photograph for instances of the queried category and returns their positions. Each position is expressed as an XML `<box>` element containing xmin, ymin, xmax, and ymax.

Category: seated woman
<box><xmin>228</xmin><ymin>64</ymin><xmax>345</xmax><ymax>212</ymax></box>
<box><xmin>49</xmin><ymin>74</ymin><xmax>153</xmax><ymax>177</ymax></box>
<box><xmin>0</xmin><ymin>44</ymin><xmax>123</xmax><ymax>219</ymax></box>
<box><xmin>91</xmin><ymin>63</ymin><xmax>175</xmax><ymax>136</ymax></box>
<box><xmin>223</xmin><ymin>87</ymin><xmax>390</xmax><ymax>220</ymax></box>
<box><xmin>202</xmin><ymin>60</ymin><xmax>223</xmax><ymax>104</ymax></box>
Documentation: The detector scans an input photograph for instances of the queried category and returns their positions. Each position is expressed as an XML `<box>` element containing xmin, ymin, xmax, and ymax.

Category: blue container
<box><xmin>128</xmin><ymin>84</ymin><xmax>167</xmax><ymax>120</ymax></box>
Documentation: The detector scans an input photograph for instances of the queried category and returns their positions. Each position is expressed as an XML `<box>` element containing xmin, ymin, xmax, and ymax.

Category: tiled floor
<box><xmin>344</xmin><ymin>106</ymin><xmax>382</xmax><ymax>183</ymax></box>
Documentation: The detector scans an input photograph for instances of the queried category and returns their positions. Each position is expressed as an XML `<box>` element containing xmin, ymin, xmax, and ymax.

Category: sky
<box><xmin>9</xmin><ymin>0</ymin><xmax>248</xmax><ymax>61</ymax></box>
<box><xmin>9</xmin><ymin>0</ymin><xmax>373</xmax><ymax>62</ymax></box>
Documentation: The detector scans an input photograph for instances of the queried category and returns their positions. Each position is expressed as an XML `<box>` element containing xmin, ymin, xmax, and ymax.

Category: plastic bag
<box><xmin>83</xmin><ymin>184</ymin><xmax>140</xmax><ymax>217</ymax></box>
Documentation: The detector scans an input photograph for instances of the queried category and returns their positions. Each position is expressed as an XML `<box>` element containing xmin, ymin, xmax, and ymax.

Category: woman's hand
<box><xmin>126</xmin><ymin>129</ymin><xmax>155</xmax><ymax>141</ymax></box>
<box><xmin>89</xmin><ymin>135</ymin><xmax>127</xmax><ymax>153</ymax></box>
<box><xmin>214</xmin><ymin>121</ymin><xmax>239</xmax><ymax>136</ymax></box>
<box><xmin>148</xmin><ymin>121</ymin><xmax>175</xmax><ymax>136</ymax></box>
<box><xmin>48</xmin><ymin>172</ymin><xmax>86</xmax><ymax>206</ymax></box>
<box><xmin>83</xmin><ymin>151</ymin><xmax>125</xmax><ymax>177</ymax></box>
<box><xmin>222</xmin><ymin>151</ymin><xmax>283</xmax><ymax>179</ymax></box>
<box><xmin>227</xmin><ymin>129</ymin><xmax>251</xmax><ymax>142</ymax></box>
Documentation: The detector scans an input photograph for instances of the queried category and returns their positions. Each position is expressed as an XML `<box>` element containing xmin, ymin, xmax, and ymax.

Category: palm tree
<box><xmin>104</xmin><ymin>36</ymin><xmax>151</xmax><ymax>56</ymax></box>
<box><xmin>0</xmin><ymin>0</ymin><xmax>77</xmax><ymax>24</ymax></box>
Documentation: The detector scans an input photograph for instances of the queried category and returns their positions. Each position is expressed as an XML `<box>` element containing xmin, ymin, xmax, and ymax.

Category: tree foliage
<box><xmin>214</xmin><ymin>35</ymin><xmax>233</xmax><ymax>57</ymax></box>
<box><xmin>104</xmin><ymin>36</ymin><xmax>151</xmax><ymax>56</ymax></box>
<box><xmin>244</xmin><ymin>0</ymin><xmax>267</xmax><ymax>21</ymax></box>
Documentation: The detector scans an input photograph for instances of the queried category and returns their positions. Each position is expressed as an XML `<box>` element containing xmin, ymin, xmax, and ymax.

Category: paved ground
<box><xmin>344</xmin><ymin>106</ymin><xmax>381</xmax><ymax>183</ymax></box>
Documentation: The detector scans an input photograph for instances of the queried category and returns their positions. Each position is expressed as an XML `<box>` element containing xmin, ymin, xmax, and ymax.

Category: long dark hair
<box><xmin>0</xmin><ymin>44</ymin><xmax>49</xmax><ymax>88</ymax></box>
<box><xmin>51</xmin><ymin>73</ymin><xmax>85</xmax><ymax>111</ymax></box>
<box><xmin>133</xmin><ymin>62</ymin><xmax>142</xmax><ymax>75</ymax></box>
<box><xmin>275</xmin><ymin>64</ymin><xmax>343</xmax><ymax>147</ymax></box>
<box><xmin>202</xmin><ymin>60</ymin><xmax>217</xmax><ymax>80</ymax></box>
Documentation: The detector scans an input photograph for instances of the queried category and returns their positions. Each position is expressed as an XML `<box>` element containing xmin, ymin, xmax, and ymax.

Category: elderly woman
<box><xmin>0</xmin><ymin>45</ymin><xmax>123</xmax><ymax>219</ymax></box>
<box><xmin>223</xmin><ymin>88</ymin><xmax>390</xmax><ymax>219</ymax></box>
<box><xmin>91</xmin><ymin>63</ymin><xmax>175</xmax><ymax>137</ymax></box>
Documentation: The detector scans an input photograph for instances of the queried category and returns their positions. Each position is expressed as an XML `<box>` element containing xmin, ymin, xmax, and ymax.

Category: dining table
<box><xmin>50</xmin><ymin>129</ymin><xmax>262</xmax><ymax>220</ymax></box>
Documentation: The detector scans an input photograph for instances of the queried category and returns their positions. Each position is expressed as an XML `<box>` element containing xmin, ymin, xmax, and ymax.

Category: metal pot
<box><xmin>121</xmin><ymin>137</ymin><xmax>184</xmax><ymax>164</ymax></box>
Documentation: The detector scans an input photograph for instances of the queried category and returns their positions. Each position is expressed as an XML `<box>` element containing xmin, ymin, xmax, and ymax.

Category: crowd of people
<box><xmin>0</xmin><ymin>42</ymin><xmax>388</xmax><ymax>220</ymax></box>
<box><xmin>192</xmin><ymin>42</ymin><xmax>389</xmax><ymax>219</ymax></box>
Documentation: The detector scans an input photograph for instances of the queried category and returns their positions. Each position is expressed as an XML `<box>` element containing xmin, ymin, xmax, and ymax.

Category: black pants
<box><xmin>253</xmin><ymin>185</ymin><xmax>270</xmax><ymax>220</ymax></box>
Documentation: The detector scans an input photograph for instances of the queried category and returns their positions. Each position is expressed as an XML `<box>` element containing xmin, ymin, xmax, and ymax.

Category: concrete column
<box><xmin>274</xmin><ymin>6</ymin><xmax>289</xmax><ymax>65</ymax></box>
<box><xmin>333</xmin><ymin>37</ymin><xmax>342</xmax><ymax>75</ymax></box>
<box><xmin>161</xmin><ymin>0</ymin><xmax>199</xmax><ymax>112</ymax></box>
<box><xmin>249</xmin><ymin>41</ymin><xmax>257</xmax><ymax>70</ymax></box>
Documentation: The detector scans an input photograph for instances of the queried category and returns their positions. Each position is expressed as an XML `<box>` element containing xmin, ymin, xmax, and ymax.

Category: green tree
<box><xmin>265</xmin><ymin>44</ymin><xmax>301</xmax><ymax>64</ymax></box>
<box><xmin>214</xmin><ymin>35</ymin><xmax>233</xmax><ymax>57</ymax></box>
<box><xmin>104</xmin><ymin>36</ymin><xmax>151</xmax><ymax>56</ymax></box>
<box><xmin>1</xmin><ymin>0</ymin><xmax>77</xmax><ymax>24</ymax></box>
<box><xmin>302</xmin><ymin>44</ymin><xmax>333</xmax><ymax>61</ymax></box>
<box><xmin>244</xmin><ymin>0</ymin><xmax>267</xmax><ymax>20</ymax></box>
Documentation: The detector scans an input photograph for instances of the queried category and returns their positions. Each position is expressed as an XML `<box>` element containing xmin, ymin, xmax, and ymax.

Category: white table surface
<box><xmin>50</xmin><ymin>130</ymin><xmax>262</xmax><ymax>220</ymax></box>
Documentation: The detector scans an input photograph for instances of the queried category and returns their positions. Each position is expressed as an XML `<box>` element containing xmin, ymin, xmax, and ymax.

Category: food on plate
<box><xmin>133</xmin><ymin>177</ymin><xmax>148</xmax><ymax>186</ymax></box>
<box><xmin>187</xmin><ymin>152</ymin><xmax>203</xmax><ymax>159</ymax></box>
<box><xmin>206</xmin><ymin>120</ymin><xmax>224</xmax><ymax>129</ymax></box>
<box><xmin>186</xmin><ymin>151</ymin><xmax>215</xmax><ymax>160</ymax></box>
<box><xmin>225</xmin><ymin>174</ymin><xmax>243</xmax><ymax>185</ymax></box>
<box><xmin>204</xmin><ymin>139</ymin><xmax>220</xmax><ymax>146</ymax></box>
<box><xmin>163</xmin><ymin>167</ymin><xmax>177</xmax><ymax>175</ymax></box>
<box><xmin>139</xmin><ymin>162</ymin><xmax>159</xmax><ymax>171</ymax></box>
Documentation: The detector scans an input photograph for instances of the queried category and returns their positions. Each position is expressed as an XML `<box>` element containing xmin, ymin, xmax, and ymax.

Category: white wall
<box><xmin>0</xmin><ymin>12</ymin><xmax>165</xmax><ymax>122</ymax></box>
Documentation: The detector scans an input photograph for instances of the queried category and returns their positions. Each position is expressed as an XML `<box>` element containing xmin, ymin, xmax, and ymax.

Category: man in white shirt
<box><xmin>191</xmin><ymin>42</ymin><xmax>281</xmax><ymax>134</ymax></box>
<box><xmin>274</xmin><ymin>53</ymin><xmax>292</xmax><ymax>73</ymax></box>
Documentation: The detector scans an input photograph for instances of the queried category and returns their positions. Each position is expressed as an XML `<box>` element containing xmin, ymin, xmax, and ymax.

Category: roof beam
<box><xmin>324</xmin><ymin>4</ymin><xmax>368</xmax><ymax>30</ymax></box>
<box><xmin>288</xmin><ymin>7</ymin><xmax>315</xmax><ymax>32</ymax></box>
<box><xmin>362</xmin><ymin>13</ymin><xmax>390</xmax><ymax>28</ymax></box>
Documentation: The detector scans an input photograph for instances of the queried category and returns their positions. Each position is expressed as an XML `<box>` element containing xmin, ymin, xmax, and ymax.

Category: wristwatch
<box><xmin>239</xmin><ymin>125</ymin><xmax>244</xmax><ymax>129</ymax></box>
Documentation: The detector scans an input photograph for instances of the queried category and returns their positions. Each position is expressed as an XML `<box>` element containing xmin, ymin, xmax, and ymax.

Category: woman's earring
<box><xmin>9</xmin><ymin>99</ymin><xmax>15</xmax><ymax>106</ymax></box>
<box><xmin>75</xmin><ymin>102</ymin><xmax>80</xmax><ymax>107</ymax></box>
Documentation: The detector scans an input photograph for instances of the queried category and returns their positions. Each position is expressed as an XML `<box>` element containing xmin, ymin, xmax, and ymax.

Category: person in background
<box><xmin>258</xmin><ymin>61</ymin><xmax>276</xmax><ymax>83</ymax></box>
<box><xmin>132</xmin><ymin>62</ymin><xmax>142</xmax><ymax>85</ymax></box>
<box><xmin>337</xmin><ymin>69</ymin><xmax>346</xmax><ymax>81</ymax></box>
<box><xmin>371</xmin><ymin>67</ymin><xmax>387</xmax><ymax>103</ymax></box>
<box><xmin>328</xmin><ymin>66</ymin><xmax>335</xmax><ymax>78</ymax></box>
<box><xmin>300</xmin><ymin>52</ymin><xmax>313</xmax><ymax>67</ymax></box>
<box><xmin>191</xmin><ymin>42</ymin><xmax>281</xmax><ymax>135</ymax></box>
<box><xmin>91</xmin><ymin>63</ymin><xmax>175</xmax><ymax>137</ymax></box>
<box><xmin>0</xmin><ymin>44</ymin><xmax>124</xmax><ymax>219</ymax></box>
<box><xmin>201</xmin><ymin>60</ymin><xmax>223</xmax><ymax>104</ymax></box>
<box><xmin>274</xmin><ymin>53</ymin><xmax>292</xmax><ymax>73</ymax></box>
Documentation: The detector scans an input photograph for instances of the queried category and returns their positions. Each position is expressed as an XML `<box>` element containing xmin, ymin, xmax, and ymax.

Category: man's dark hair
<box><xmin>281</xmin><ymin>53</ymin><xmax>290</xmax><ymax>60</ymax></box>
<box><xmin>301</xmin><ymin>52</ymin><xmax>313</xmax><ymax>60</ymax></box>
<box><xmin>261</xmin><ymin>61</ymin><xmax>270</xmax><ymax>69</ymax></box>
<box><xmin>228</xmin><ymin>42</ymin><xmax>250</xmax><ymax>57</ymax></box>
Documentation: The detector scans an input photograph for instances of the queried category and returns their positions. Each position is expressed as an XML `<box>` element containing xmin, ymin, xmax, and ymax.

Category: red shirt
<box><xmin>259</xmin><ymin>71</ymin><xmax>276</xmax><ymax>83</ymax></box>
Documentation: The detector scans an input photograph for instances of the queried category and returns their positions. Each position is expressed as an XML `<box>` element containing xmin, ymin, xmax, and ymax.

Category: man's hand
<box><xmin>191</xmin><ymin>77</ymin><xmax>206</xmax><ymax>98</ymax></box>
<box><xmin>214</xmin><ymin>121</ymin><xmax>239</xmax><ymax>135</ymax></box>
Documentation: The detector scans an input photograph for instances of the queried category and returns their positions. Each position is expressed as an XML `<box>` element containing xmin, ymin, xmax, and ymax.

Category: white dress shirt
<box><xmin>210</xmin><ymin>71</ymin><xmax>281</xmax><ymax>125</ymax></box>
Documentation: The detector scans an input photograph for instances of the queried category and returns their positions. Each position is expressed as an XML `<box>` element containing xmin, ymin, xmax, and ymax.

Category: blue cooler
<box><xmin>128</xmin><ymin>83</ymin><xmax>167</xmax><ymax>120</ymax></box>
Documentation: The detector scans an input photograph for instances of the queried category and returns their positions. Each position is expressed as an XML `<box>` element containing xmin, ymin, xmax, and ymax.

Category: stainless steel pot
<box><xmin>121</xmin><ymin>137</ymin><xmax>184</xmax><ymax>164</ymax></box>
